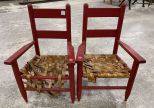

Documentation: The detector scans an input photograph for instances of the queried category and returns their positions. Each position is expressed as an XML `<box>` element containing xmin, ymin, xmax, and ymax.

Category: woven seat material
<box><xmin>83</xmin><ymin>54</ymin><xmax>130</xmax><ymax>82</ymax></box>
<box><xmin>20</xmin><ymin>55</ymin><xmax>68</xmax><ymax>93</ymax></box>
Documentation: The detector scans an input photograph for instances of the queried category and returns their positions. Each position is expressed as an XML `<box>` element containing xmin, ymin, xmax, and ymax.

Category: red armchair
<box><xmin>4</xmin><ymin>4</ymin><xmax>75</xmax><ymax>103</ymax></box>
<box><xmin>76</xmin><ymin>4</ymin><xmax>146</xmax><ymax>101</ymax></box>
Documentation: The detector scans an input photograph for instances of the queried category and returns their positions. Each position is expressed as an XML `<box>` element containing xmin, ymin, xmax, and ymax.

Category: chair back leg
<box><xmin>12</xmin><ymin>62</ymin><xmax>28</xmax><ymax>102</ymax></box>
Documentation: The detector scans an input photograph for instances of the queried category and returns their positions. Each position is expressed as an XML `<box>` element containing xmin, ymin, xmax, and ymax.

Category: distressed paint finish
<box><xmin>76</xmin><ymin>3</ymin><xmax>146</xmax><ymax>101</ymax></box>
<box><xmin>4</xmin><ymin>4</ymin><xmax>75</xmax><ymax>103</ymax></box>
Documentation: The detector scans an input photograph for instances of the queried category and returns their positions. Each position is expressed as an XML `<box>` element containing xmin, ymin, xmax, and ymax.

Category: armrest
<box><xmin>67</xmin><ymin>42</ymin><xmax>75</xmax><ymax>64</ymax></box>
<box><xmin>119</xmin><ymin>40</ymin><xmax>146</xmax><ymax>63</ymax></box>
<box><xmin>4</xmin><ymin>41</ymin><xmax>34</xmax><ymax>65</ymax></box>
<box><xmin>76</xmin><ymin>41</ymin><xmax>86</xmax><ymax>62</ymax></box>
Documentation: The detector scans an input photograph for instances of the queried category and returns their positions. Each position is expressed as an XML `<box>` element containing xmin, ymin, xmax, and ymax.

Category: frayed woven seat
<box><xmin>83</xmin><ymin>54</ymin><xmax>130</xmax><ymax>82</ymax></box>
<box><xmin>20</xmin><ymin>55</ymin><xmax>68</xmax><ymax>91</ymax></box>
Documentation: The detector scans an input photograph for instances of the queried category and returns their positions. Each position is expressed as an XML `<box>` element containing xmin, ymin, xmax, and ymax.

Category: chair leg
<box><xmin>132</xmin><ymin>0</ymin><xmax>138</xmax><ymax>5</ymax></box>
<box><xmin>125</xmin><ymin>78</ymin><xmax>134</xmax><ymax>101</ymax></box>
<box><xmin>125</xmin><ymin>61</ymin><xmax>139</xmax><ymax>101</ymax></box>
<box><xmin>129</xmin><ymin>0</ymin><xmax>132</xmax><ymax>10</ymax></box>
<box><xmin>77</xmin><ymin>63</ymin><xmax>82</xmax><ymax>101</ymax></box>
<box><xmin>142</xmin><ymin>0</ymin><xmax>145</xmax><ymax>7</ymax></box>
<box><xmin>69</xmin><ymin>64</ymin><xmax>75</xmax><ymax>103</ymax></box>
<box><xmin>119</xmin><ymin>0</ymin><xmax>125</xmax><ymax>7</ymax></box>
<box><xmin>110</xmin><ymin>0</ymin><xmax>113</xmax><ymax>4</ymax></box>
<box><xmin>12</xmin><ymin>62</ymin><xmax>28</xmax><ymax>102</ymax></box>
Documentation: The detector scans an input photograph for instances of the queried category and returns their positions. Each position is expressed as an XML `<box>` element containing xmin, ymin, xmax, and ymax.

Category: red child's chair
<box><xmin>4</xmin><ymin>4</ymin><xmax>75</xmax><ymax>103</ymax></box>
<box><xmin>76</xmin><ymin>4</ymin><xmax>146</xmax><ymax>101</ymax></box>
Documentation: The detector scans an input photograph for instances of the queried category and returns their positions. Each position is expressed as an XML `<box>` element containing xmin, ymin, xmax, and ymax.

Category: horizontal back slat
<box><xmin>37</xmin><ymin>30</ymin><xmax>67</xmax><ymax>38</ymax></box>
<box><xmin>86</xmin><ymin>29</ymin><xmax>117</xmax><ymax>37</ymax></box>
<box><xmin>33</xmin><ymin>9</ymin><xmax>66</xmax><ymax>18</ymax></box>
<box><xmin>87</xmin><ymin>8</ymin><xmax>120</xmax><ymax>17</ymax></box>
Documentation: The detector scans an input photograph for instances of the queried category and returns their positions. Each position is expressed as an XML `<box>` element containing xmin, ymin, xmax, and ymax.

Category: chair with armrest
<box><xmin>76</xmin><ymin>3</ymin><xmax>146</xmax><ymax>101</ymax></box>
<box><xmin>4</xmin><ymin>4</ymin><xmax>75</xmax><ymax>103</ymax></box>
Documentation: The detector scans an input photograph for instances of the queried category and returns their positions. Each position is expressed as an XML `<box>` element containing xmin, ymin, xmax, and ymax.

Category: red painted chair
<box><xmin>4</xmin><ymin>4</ymin><xmax>75</xmax><ymax>103</ymax></box>
<box><xmin>76</xmin><ymin>4</ymin><xmax>146</xmax><ymax>101</ymax></box>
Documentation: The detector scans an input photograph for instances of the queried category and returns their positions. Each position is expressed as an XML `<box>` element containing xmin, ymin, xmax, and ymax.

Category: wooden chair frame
<box><xmin>76</xmin><ymin>4</ymin><xmax>146</xmax><ymax>101</ymax></box>
<box><xmin>4</xmin><ymin>4</ymin><xmax>75</xmax><ymax>103</ymax></box>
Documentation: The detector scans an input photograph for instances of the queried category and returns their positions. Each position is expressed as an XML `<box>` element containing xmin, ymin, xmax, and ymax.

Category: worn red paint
<box><xmin>4</xmin><ymin>4</ymin><xmax>75</xmax><ymax>103</ymax></box>
<box><xmin>76</xmin><ymin>3</ymin><xmax>146</xmax><ymax>101</ymax></box>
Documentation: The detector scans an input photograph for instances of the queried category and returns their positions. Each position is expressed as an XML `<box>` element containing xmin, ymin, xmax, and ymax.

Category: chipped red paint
<box><xmin>76</xmin><ymin>3</ymin><xmax>146</xmax><ymax>101</ymax></box>
<box><xmin>4</xmin><ymin>4</ymin><xmax>75</xmax><ymax>103</ymax></box>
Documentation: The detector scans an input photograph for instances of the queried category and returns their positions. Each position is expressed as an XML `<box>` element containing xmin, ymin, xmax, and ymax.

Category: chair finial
<box><xmin>66</xmin><ymin>3</ymin><xmax>70</xmax><ymax>9</ymax></box>
<box><xmin>84</xmin><ymin>3</ymin><xmax>89</xmax><ymax>9</ymax></box>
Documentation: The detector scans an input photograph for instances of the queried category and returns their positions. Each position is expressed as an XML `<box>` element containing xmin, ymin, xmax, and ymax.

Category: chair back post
<box><xmin>28</xmin><ymin>4</ymin><xmax>40</xmax><ymax>56</ymax></box>
<box><xmin>66</xmin><ymin>4</ymin><xmax>71</xmax><ymax>42</ymax></box>
<box><xmin>28</xmin><ymin>4</ymin><xmax>71</xmax><ymax>51</ymax></box>
<box><xmin>82</xmin><ymin>3</ymin><xmax>88</xmax><ymax>42</ymax></box>
<box><xmin>113</xmin><ymin>4</ymin><xmax>126</xmax><ymax>54</ymax></box>
<box><xmin>82</xmin><ymin>4</ymin><xmax>126</xmax><ymax>55</ymax></box>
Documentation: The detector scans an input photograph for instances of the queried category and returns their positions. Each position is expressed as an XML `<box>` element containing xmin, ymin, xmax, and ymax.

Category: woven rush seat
<box><xmin>20</xmin><ymin>55</ymin><xmax>68</xmax><ymax>90</ymax></box>
<box><xmin>83</xmin><ymin>54</ymin><xmax>130</xmax><ymax>82</ymax></box>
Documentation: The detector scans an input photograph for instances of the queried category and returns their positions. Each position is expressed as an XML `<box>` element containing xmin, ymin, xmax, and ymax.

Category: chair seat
<box><xmin>20</xmin><ymin>55</ymin><xmax>68</xmax><ymax>90</ymax></box>
<box><xmin>83</xmin><ymin>54</ymin><xmax>130</xmax><ymax>82</ymax></box>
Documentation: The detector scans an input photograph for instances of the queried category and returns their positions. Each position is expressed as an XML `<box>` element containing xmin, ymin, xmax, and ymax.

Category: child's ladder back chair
<box><xmin>76</xmin><ymin>4</ymin><xmax>146</xmax><ymax>101</ymax></box>
<box><xmin>4</xmin><ymin>4</ymin><xmax>75</xmax><ymax>103</ymax></box>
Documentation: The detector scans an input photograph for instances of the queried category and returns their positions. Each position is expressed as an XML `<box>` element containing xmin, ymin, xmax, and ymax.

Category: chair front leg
<box><xmin>77</xmin><ymin>62</ymin><xmax>83</xmax><ymax>101</ymax></box>
<box><xmin>110</xmin><ymin>0</ymin><xmax>113</xmax><ymax>4</ymax></box>
<box><xmin>68</xmin><ymin>63</ymin><xmax>75</xmax><ymax>103</ymax></box>
<box><xmin>129</xmin><ymin>0</ymin><xmax>132</xmax><ymax>10</ymax></box>
<box><xmin>11</xmin><ymin>61</ymin><xmax>28</xmax><ymax>102</ymax></box>
<box><xmin>125</xmin><ymin>60</ymin><xmax>139</xmax><ymax>101</ymax></box>
<box><xmin>132</xmin><ymin>0</ymin><xmax>138</xmax><ymax>4</ymax></box>
<box><xmin>119</xmin><ymin>0</ymin><xmax>125</xmax><ymax>7</ymax></box>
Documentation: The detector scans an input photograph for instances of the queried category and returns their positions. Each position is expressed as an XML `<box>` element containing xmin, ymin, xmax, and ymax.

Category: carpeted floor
<box><xmin>0</xmin><ymin>0</ymin><xmax>154</xmax><ymax>108</ymax></box>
